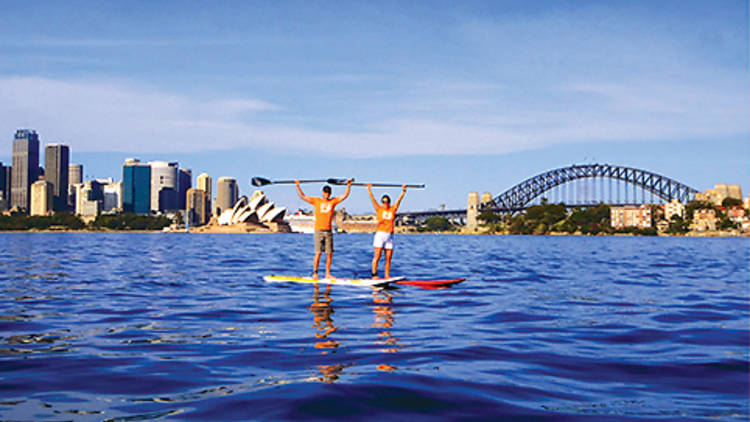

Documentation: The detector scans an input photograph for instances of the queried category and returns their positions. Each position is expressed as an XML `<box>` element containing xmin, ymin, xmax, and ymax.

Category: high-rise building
<box><xmin>216</xmin><ymin>177</ymin><xmax>238</xmax><ymax>215</ymax></box>
<box><xmin>68</xmin><ymin>163</ymin><xmax>82</xmax><ymax>207</ymax></box>
<box><xmin>178</xmin><ymin>168</ymin><xmax>192</xmax><ymax>210</ymax></box>
<box><xmin>197</xmin><ymin>172</ymin><xmax>212</xmax><ymax>216</ymax></box>
<box><xmin>11</xmin><ymin>129</ymin><xmax>40</xmax><ymax>212</ymax></box>
<box><xmin>186</xmin><ymin>188</ymin><xmax>209</xmax><ymax>226</ymax></box>
<box><xmin>74</xmin><ymin>183</ymin><xmax>101</xmax><ymax>217</ymax></box>
<box><xmin>123</xmin><ymin>159</ymin><xmax>151</xmax><ymax>214</ymax></box>
<box><xmin>149</xmin><ymin>161</ymin><xmax>178</xmax><ymax>212</ymax></box>
<box><xmin>30</xmin><ymin>180</ymin><xmax>53</xmax><ymax>216</ymax></box>
<box><xmin>0</xmin><ymin>162</ymin><xmax>10</xmax><ymax>208</ymax></box>
<box><xmin>103</xmin><ymin>181</ymin><xmax>123</xmax><ymax>212</ymax></box>
<box><xmin>44</xmin><ymin>144</ymin><xmax>70</xmax><ymax>212</ymax></box>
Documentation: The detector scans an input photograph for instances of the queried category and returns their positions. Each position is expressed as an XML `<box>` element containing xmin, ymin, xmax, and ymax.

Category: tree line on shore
<box><xmin>417</xmin><ymin>198</ymin><xmax>742</xmax><ymax>235</ymax></box>
<box><xmin>0</xmin><ymin>212</ymin><xmax>172</xmax><ymax>231</ymax></box>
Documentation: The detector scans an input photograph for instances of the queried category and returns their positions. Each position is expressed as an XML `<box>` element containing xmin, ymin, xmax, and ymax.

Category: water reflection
<box><xmin>372</xmin><ymin>290</ymin><xmax>401</xmax><ymax>374</ymax></box>
<box><xmin>310</xmin><ymin>284</ymin><xmax>339</xmax><ymax>351</ymax></box>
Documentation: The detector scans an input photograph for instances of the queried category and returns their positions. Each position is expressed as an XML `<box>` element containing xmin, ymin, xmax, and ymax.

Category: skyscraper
<box><xmin>186</xmin><ymin>188</ymin><xmax>209</xmax><ymax>226</ymax></box>
<box><xmin>216</xmin><ymin>177</ymin><xmax>238</xmax><ymax>215</ymax></box>
<box><xmin>44</xmin><ymin>144</ymin><xmax>70</xmax><ymax>212</ymax></box>
<box><xmin>178</xmin><ymin>168</ymin><xmax>192</xmax><ymax>210</ymax></box>
<box><xmin>123</xmin><ymin>159</ymin><xmax>151</xmax><ymax>214</ymax></box>
<box><xmin>68</xmin><ymin>163</ymin><xmax>82</xmax><ymax>207</ymax></box>
<box><xmin>11</xmin><ymin>129</ymin><xmax>40</xmax><ymax>212</ymax></box>
<box><xmin>0</xmin><ymin>162</ymin><xmax>10</xmax><ymax>211</ymax></box>
<box><xmin>30</xmin><ymin>180</ymin><xmax>53</xmax><ymax>216</ymax></box>
<box><xmin>197</xmin><ymin>172</ymin><xmax>212</xmax><ymax>216</ymax></box>
<box><xmin>149</xmin><ymin>161</ymin><xmax>178</xmax><ymax>212</ymax></box>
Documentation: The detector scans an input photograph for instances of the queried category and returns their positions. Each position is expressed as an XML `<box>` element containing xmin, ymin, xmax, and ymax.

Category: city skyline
<box><xmin>0</xmin><ymin>1</ymin><xmax>747</xmax><ymax>213</ymax></box>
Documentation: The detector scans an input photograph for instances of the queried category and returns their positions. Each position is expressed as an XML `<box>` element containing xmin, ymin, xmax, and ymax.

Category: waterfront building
<box><xmin>691</xmin><ymin>209</ymin><xmax>717</xmax><ymax>231</ymax></box>
<box><xmin>44</xmin><ymin>144</ymin><xmax>70</xmax><ymax>212</ymax></box>
<box><xmin>178</xmin><ymin>168</ymin><xmax>192</xmax><ymax>210</ymax></box>
<box><xmin>11</xmin><ymin>129</ymin><xmax>40</xmax><ymax>212</ymax></box>
<box><xmin>727</xmin><ymin>206</ymin><xmax>745</xmax><ymax>224</ymax></box>
<box><xmin>744</xmin><ymin>196</ymin><xmax>750</xmax><ymax>211</ymax></box>
<box><xmin>122</xmin><ymin>159</ymin><xmax>151</xmax><ymax>214</ymax></box>
<box><xmin>663</xmin><ymin>199</ymin><xmax>684</xmax><ymax>221</ymax></box>
<box><xmin>0</xmin><ymin>162</ymin><xmax>10</xmax><ymax>211</ymax></box>
<box><xmin>68</xmin><ymin>164</ymin><xmax>82</xmax><ymax>207</ymax></box>
<box><xmin>149</xmin><ymin>161</ymin><xmax>178</xmax><ymax>212</ymax></box>
<box><xmin>610</xmin><ymin>205</ymin><xmax>652</xmax><ymax>229</ymax></box>
<box><xmin>30</xmin><ymin>180</ymin><xmax>53</xmax><ymax>216</ymax></box>
<box><xmin>74</xmin><ymin>183</ymin><xmax>101</xmax><ymax>217</ymax></box>
<box><xmin>186</xmin><ymin>188</ymin><xmax>209</xmax><ymax>226</ymax></box>
<box><xmin>701</xmin><ymin>184</ymin><xmax>744</xmax><ymax>206</ymax></box>
<box><xmin>216</xmin><ymin>177</ymin><xmax>238</xmax><ymax>216</ymax></box>
<box><xmin>197</xmin><ymin>173</ymin><xmax>212</xmax><ymax>215</ymax></box>
<box><xmin>103</xmin><ymin>181</ymin><xmax>123</xmax><ymax>212</ymax></box>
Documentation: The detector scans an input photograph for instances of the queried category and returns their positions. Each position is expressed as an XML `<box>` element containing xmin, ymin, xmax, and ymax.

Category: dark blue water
<box><xmin>0</xmin><ymin>233</ymin><xmax>747</xmax><ymax>421</ymax></box>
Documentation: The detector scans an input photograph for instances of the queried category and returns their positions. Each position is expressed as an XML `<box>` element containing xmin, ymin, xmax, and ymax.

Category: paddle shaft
<box><xmin>350</xmin><ymin>182</ymin><xmax>425</xmax><ymax>189</ymax></box>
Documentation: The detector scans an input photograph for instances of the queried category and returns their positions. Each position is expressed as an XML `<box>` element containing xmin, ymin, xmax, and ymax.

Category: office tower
<box><xmin>103</xmin><ymin>181</ymin><xmax>123</xmax><ymax>212</ymax></box>
<box><xmin>11</xmin><ymin>129</ymin><xmax>40</xmax><ymax>212</ymax></box>
<box><xmin>74</xmin><ymin>183</ymin><xmax>101</xmax><ymax>217</ymax></box>
<box><xmin>197</xmin><ymin>172</ymin><xmax>212</xmax><ymax>215</ymax></box>
<box><xmin>30</xmin><ymin>180</ymin><xmax>53</xmax><ymax>216</ymax></box>
<box><xmin>216</xmin><ymin>177</ymin><xmax>238</xmax><ymax>215</ymax></box>
<box><xmin>44</xmin><ymin>144</ymin><xmax>70</xmax><ymax>212</ymax></box>
<box><xmin>178</xmin><ymin>168</ymin><xmax>192</xmax><ymax>210</ymax></box>
<box><xmin>186</xmin><ymin>188</ymin><xmax>209</xmax><ymax>226</ymax></box>
<box><xmin>0</xmin><ymin>162</ymin><xmax>9</xmax><ymax>207</ymax></box>
<box><xmin>149</xmin><ymin>161</ymin><xmax>178</xmax><ymax>212</ymax></box>
<box><xmin>68</xmin><ymin>164</ymin><xmax>82</xmax><ymax>207</ymax></box>
<box><xmin>122</xmin><ymin>159</ymin><xmax>151</xmax><ymax>214</ymax></box>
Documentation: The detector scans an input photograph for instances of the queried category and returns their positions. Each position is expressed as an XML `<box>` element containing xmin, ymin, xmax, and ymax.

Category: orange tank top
<box><xmin>375</xmin><ymin>204</ymin><xmax>397</xmax><ymax>233</ymax></box>
<box><xmin>312</xmin><ymin>197</ymin><xmax>340</xmax><ymax>231</ymax></box>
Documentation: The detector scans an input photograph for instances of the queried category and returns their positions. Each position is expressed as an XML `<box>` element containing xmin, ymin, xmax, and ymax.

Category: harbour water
<box><xmin>0</xmin><ymin>233</ymin><xmax>747</xmax><ymax>421</ymax></box>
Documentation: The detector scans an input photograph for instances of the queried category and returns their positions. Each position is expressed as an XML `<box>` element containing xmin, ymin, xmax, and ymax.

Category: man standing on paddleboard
<box><xmin>296</xmin><ymin>179</ymin><xmax>352</xmax><ymax>279</ymax></box>
<box><xmin>367</xmin><ymin>184</ymin><xmax>407</xmax><ymax>279</ymax></box>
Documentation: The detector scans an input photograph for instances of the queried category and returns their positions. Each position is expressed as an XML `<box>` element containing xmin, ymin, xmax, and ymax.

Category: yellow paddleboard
<box><xmin>264</xmin><ymin>275</ymin><xmax>404</xmax><ymax>287</ymax></box>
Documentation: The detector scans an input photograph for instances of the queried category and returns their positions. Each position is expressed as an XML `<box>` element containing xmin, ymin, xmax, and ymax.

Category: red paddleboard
<box><xmin>395</xmin><ymin>278</ymin><xmax>466</xmax><ymax>289</ymax></box>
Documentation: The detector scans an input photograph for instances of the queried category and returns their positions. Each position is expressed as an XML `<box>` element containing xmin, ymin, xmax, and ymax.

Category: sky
<box><xmin>0</xmin><ymin>1</ymin><xmax>747</xmax><ymax>213</ymax></box>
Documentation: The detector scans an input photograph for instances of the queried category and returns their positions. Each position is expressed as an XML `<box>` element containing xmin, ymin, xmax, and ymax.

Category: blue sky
<box><xmin>0</xmin><ymin>1</ymin><xmax>747</xmax><ymax>213</ymax></box>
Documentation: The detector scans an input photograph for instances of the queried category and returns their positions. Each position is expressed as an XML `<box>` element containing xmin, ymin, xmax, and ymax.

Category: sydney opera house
<box><xmin>216</xmin><ymin>190</ymin><xmax>286</xmax><ymax>226</ymax></box>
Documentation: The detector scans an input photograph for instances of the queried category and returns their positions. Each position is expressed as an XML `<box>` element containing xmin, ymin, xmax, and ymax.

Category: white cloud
<box><xmin>0</xmin><ymin>75</ymin><xmax>746</xmax><ymax>158</ymax></box>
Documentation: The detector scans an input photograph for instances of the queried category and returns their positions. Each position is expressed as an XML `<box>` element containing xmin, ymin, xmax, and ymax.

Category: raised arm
<box><xmin>366</xmin><ymin>184</ymin><xmax>379</xmax><ymax>209</ymax></box>
<box><xmin>393</xmin><ymin>185</ymin><xmax>407</xmax><ymax>211</ymax></box>
<box><xmin>336</xmin><ymin>178</ymin><xmax>353</xmax><ymax>203</ymax></box>
<box><xmin>295</xmin><ymin>180</ymin><xmax>313</xmax><ymax>204</ymax></box>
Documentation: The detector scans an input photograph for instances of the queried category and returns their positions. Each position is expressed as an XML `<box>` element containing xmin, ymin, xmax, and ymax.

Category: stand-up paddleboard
<box><xmin>264</xmin><ymin>275</ymin><xmax>404</xmax><ymax>287</ymax></box>
<box><xmin>396</xmin><ymin>278</ymin><xmax>466</xmax><ymax>289</ymax></box>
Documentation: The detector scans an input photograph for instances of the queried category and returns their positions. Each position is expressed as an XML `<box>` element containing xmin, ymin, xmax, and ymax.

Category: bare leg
<box><xmin>325</xmin><ymin>253</ymin><xmax>334</xmax><ymax>279</ymax></box>
<box><xmin>313</xmin><ymin>252</ymin><xmax>322</xmax><ymax>279</ymax></box>
<box><xmin>371</xmin><ymin>247</ymin><xmax>383</xmax><ymax>278</ymax></box>
<box><xmin>384</xmin><ymin>248</ymin><xmax>394</xmax><ymax>278</ymax></box>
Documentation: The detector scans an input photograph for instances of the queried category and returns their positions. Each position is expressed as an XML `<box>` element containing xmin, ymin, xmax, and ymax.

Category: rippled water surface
<box><xmin>0</xmin><ymin>233</ymin><xmax>747</xmax><ymax>421</ymax></box>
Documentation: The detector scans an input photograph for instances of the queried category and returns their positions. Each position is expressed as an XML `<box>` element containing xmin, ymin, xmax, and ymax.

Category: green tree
<box><xmin>420</xmin><ymin>216</ymin><xmax>455</xmax><ymax>232</ymax></box>
<box><xmin>477</xmin><ymin>211</ymin><xmax>500</xmax><ymax>224</ymax></box>
<box><xmin>722</xmin><ymin>197</ymin><xmax>742</xmax><ymax>207</ymax></box>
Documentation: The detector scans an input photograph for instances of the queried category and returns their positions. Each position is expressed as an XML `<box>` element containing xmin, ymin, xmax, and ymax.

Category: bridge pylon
<box><xmin>467</xmin><ymin>192</ymin><xmax>479</xmax><ymax>231</ymax></box>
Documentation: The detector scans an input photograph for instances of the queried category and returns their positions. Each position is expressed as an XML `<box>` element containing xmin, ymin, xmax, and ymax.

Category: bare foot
<box><xmin>325</xmin><ymin>274</ymin><xmax>336</xmax><ymax>279</ymax></box>
<box><xmin>312</xmin><ymin>272</ymin><xmax>319</xmax><ymax>280</ymax></box>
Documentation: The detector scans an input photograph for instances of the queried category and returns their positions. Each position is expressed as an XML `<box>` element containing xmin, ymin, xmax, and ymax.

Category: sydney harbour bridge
<box><xmin>400</xmin><ymin>163</ymin><xmax>700</xmax><ymax>222</ymax></box>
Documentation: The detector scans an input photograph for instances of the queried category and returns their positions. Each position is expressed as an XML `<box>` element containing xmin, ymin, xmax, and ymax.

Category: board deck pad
<box><xmin>264</xmin><ymin>275</ymin><xmax>405</xmax><ymax>287</ymax></box>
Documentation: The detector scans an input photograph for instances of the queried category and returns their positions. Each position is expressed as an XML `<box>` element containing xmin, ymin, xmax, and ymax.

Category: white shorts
<box><xmin>373</xmin><ymin>231</ymin><xmax>394</xmax><ymax>250</ymax></box>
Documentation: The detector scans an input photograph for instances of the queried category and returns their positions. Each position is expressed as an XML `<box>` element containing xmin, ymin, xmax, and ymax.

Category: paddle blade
<box><xmin>251</xmin><ymin>176</ymin><xmax>272</xmax><ymax>187</ymax></box>
<box><xmin>326</xmin><ymin>178</ymin><xmax>349</xmax><ymax>185</ymax></box>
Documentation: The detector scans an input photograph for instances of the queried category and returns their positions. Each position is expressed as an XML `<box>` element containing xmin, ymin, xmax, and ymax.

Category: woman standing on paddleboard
<box><xmin>367</xmin><ymin>184</ymin><xmax>407</xmax><ymax>279</ymax></box>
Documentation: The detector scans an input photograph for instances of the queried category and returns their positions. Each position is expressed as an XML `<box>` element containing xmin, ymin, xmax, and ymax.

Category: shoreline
<box><xmin>1</xmin><ymin>229</ymin><xmax>746</xmax><ymax>237</ymax></box>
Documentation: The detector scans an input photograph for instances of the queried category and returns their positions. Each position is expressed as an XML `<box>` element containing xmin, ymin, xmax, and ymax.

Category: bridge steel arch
<box><xmin>483</xmin><ymin>163</ymin><xmax>700</xmax><ymax>213</ymax></box>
